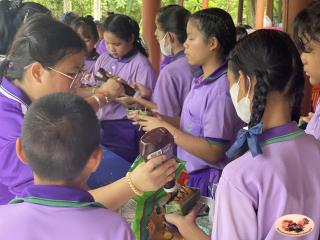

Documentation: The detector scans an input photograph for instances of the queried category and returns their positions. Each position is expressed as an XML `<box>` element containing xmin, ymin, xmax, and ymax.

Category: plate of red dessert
<box><xmin>274</xmin><ymin>214</ymin><xmax>314</xmax><ymax>236</ymax></box>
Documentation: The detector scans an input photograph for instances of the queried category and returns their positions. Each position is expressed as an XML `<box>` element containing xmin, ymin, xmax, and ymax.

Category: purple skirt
<box><xmin>187</xmin><ymin>167</ymin><xmax>222</xmax><ymax>197</ymax></box>
<box><xmin>101</xmin><ymin>119</ymin><xmax>143</xmax><ymax>163</ymax></box>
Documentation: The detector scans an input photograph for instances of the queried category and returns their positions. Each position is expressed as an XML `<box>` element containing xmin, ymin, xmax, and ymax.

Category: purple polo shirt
<box><xmin>0</xmin><ymin>78</ymin><xmax>33</xmax><ymax>204</ymax></box>
<box><xmin>212</xmin><ymin>122</ymin><xmax>320</xmax><ymax>240</ymax></box>
<box><xmin>177</xmin><ymin>63</ymin><xmax>243</xmax><ymax>173</ymax></box>
<box><xmin>91</xmin><ymin>50</ymin><xmax>157</xmax><ymax>120</ymax></box>
<box><xmin>96</xmin><ymin>39</ymin><xmax>107</xmax><ymax>55</ymax></box>
<box><xmin>0</xmin><ymin>184</ymin><xmax>135</xmax><ymax>240</ymax></box>
<box><xmin>82</xmin><ymin>50</ymin><xmax>100</xmax><ymax>87</ymax></box>
<box><xmin>160</xmin><ymin>55</ymin><xmax>172</xmax><ymax>70</ymax></box>
<box><xmin>152</xmin><ymin>51</ymin><xmax>194</xmax><ymax>117</ymax></box>
<box><xmin>305</xmin><ymin>98</ymin><xmax>320</xmax><ymax>140</ymax></box>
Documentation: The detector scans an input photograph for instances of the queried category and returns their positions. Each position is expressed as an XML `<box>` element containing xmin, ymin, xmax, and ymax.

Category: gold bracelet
<box><xmin>126</xmin><ymin>172</ymin><xmax>143</xmax><ymax>196</ymax></box>
<box><xmin>92</xmin><ymin>95</ymin><xmax>101</xmax><ymax>109</ymax></box>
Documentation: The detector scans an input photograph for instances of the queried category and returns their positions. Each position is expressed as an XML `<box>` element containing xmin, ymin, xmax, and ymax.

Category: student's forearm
<box><xmin>76</xmin><ymin>87</ymin><xmax>95</xmax><ymax>98</ymax></box>
<box><xmin>180</xmin><ymin>223</ymin><xmax>210</xmax><ymax>240</ymax></box>
<box><xmin>161</xmin><ymin>116</ymin><xmax>180</xmax><ymax>128</ymax></box>
<box><xmin>89</xmin><ymin>177</ymin><xmax>134</xmax><ymax>211</ymax></box>
<box><xmin>164</xmin><ymin>124</ymin><xmax>225</xmax><ymax>164</ymax></box>
<box><xmin>135</xmin><ymin>98</ymin><xmax>157</xmax><ymax>110</ymax></box>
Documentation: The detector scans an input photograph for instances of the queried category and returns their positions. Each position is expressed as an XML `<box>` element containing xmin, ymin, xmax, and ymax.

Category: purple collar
<box><xmin>194</xmin><ymin>62</ymin><xmax>227</xmax><ymax>86</ymax></box>
<box><xmin>160</xmin><ymin>51</ymin><xmax>185</xmax><ymax>70</ymax></box>
<box><xmin>258</xmin><ymin>122</ymin><xmax>301</xmax><ymax>142</ymax></box>
<box><xmin>109</xmin><ymin>48</ymin><xmax>138</xmax><ymax>63</ymax></box>
<box><xmin>87</xmin><ymin>49</ymin><xmax>100</xmax><ymax>61</ymax></box>
<box><xmin>21</xmin><ymin>184</ymin><xmax>94</xmax><ymax>203</ymax></box>
<box><xmin>0</xmin><ymin>77</ymin><xmax>32</xmax><ymax>107</ymax></box>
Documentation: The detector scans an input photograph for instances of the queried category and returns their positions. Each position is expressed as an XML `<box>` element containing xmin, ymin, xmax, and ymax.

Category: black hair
<box><xmin>228</xmin><ymin>30</ymin><xmax>305</xmax><ymax>129</ymax></box>
<box><xmin>157</xmin><ymin>4</ymin><xmax>191</xmax><ymax>44</ymax></box>
<box><xmin>293</xmin><ymin>1</ymin><xmax>320</xmax><ymax>52</ymax></box>
<box><xmin>0</xmin><ymin>15</ymin><xmax>86</xmax><ymax>82</ymax></box>
<box><xmin>190</xmin><ymin>8</ymin><xmax>236</xmax><ymax>59</ymax></box>
<box><xmin>71</xmin><ymin>16</ymin><xmax>99</xmax><ymax>42</ymax></box>
<box><xmin>22</xmin><ymin>93</ymin><xmax>100</xmax><ymax>181</ymax></box>
<box><xmin>95</xmin><ymin>20</ymin><xmax>103</xmax><ymax>32</ymax></box>
<box><xmin>241</xmin><ymin>24</ymin><xmax>253</xmax><ymax>30</ymax></box>
<box><xmin>236</xmin><ymin>26</ymin><xmax>248</xmax><ymax>41</ymax></box>
<box><xmin>0</xmin><ymin>0</ymin><xmax>50</xmax><ymax>54</ymax></box>
<box><xmin>103</xmin><ymin>14</ymin><xmax>148</xmax><ymax>57</ymax></box>
<box><xmin>61</xmin><ymin>11</ymin><xmax>79</xmax><ymax>26</ymax></box>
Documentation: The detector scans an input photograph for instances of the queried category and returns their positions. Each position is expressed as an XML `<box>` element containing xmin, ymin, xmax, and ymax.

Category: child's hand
<box><xmin>132</xmin><ymin>82</ymin><xmax>152</xmax><ymax>99</ymax></box>
<box><xmin>127</xmin><ymin>110</ymin><xmax>140</xmax><ymax>122</ymax></box>
<box><xmin>137</xmin><ymin>114</ymin><xmax>168</xmax><ymax>132</ymax></box>
<box><xmin>130</xmin><ymin>155</ymin><xmax>176</xmax><ymax>192</ymax></box>
<box><xmin>165</xmin><ymin>203</ymin><xmax>205</xmax><ymax>237</ymax></box>
<box><xmin>97</xmin><ymin>77</ymin><xmax>124</xmax><ymax>100</ymax></box>
<box><xmin>300</xmin><ymin>112</ymin><xmax>314</xmax><ymax>123</ymax></box>
<box><xmin>116</xmin><ymin>95</ymin><xmax>137</xmax><ymax>108</ymax></box>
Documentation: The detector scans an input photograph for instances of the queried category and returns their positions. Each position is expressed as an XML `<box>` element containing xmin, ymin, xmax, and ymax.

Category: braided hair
<box><xmin>190</xmin><ymin>8</ymin><xmax>236</xmax><ymax>59</ymax></box>
<box><xmin>103</xmin><ymin>14</ymin><xmax>148</xmax><ymax>57</ymax></box>
<box><xmin>228</xmin><ymin>30</ymin><xmax>305</xmax><ymax>129</ymax></box>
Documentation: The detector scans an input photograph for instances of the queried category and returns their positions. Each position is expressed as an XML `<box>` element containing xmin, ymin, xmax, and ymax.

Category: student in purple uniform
<box><xmin>0</xmin><ymin>0</ymin><xmax>50</xmax><ymax>55</ymax></box>
<box><xmin>71</xmin><ymin>16</ymin><xmax>100</xmax><ymax>86</ymax></box>
<box><xmin>167</xmin><ymin>30</ymin><xmax>320</xmax><ymax>240</ymax></box>
<box><xmin>125</xmin><ymin>5</ymin><xmax>193</xmax><ymax>117</ymax></box>
<box><xmin>137</xmin><ymin>8</ymin><xmax>243</xmax><ymax>196</ymax></box>
<box><xmin>0</xmin><ymin>93</ymin><xmax>135</xmax><ymax>240</ymax></box>
<box><xmin>0</xmin><ymin>15</ymin><xmax>176</xmax><ymax>205</ymax></box>
<box><xmin>294</xmin><ymin>1</ymin><xmax>320</xmax><ymax>140</ymax></box>
<box><xmin>91</xmin><ymin>14</ymin><xmax>157</xmax><ymax>163</ymax></box>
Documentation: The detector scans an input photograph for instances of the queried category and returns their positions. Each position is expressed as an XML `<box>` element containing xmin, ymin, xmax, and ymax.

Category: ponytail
<box><xmin>129</xmin><ymin>18</ymin><xmax>148</xmax><ymax>57</ymax></box>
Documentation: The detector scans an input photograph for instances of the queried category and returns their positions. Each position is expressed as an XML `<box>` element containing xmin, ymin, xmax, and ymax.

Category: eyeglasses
<box><xmin>23</xmin><ymin>63</ymin><xmax>85</xmax><ymax>89</ymax></box>
<box><xmin>47</xmin><ymin>67</ymin><xmax>84</xmax><ymax>89</ymax></box>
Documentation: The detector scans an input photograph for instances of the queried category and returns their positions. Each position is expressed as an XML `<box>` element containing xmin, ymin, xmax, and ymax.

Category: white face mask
<box><xmin>159</xmin><ymin>33</ymin><xmax>173</xmax><ymax>57</ymax></box>
<box><xmin>230</xmin><ymin>77</ymin><xmax>252</xmax><ymax>123</ymax></box>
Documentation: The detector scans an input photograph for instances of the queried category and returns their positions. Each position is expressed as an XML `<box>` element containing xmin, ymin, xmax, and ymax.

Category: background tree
<box><xmin>32</xmin><ymin>0</ymin><xmax>261</xmax><ymax>26</ymax></box>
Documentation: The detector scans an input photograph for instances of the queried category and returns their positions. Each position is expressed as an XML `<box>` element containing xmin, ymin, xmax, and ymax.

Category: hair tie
<box><xmin>226</xmin><ymin>122</ymin><xmax>263</xmax><ymax>159</ymax></box>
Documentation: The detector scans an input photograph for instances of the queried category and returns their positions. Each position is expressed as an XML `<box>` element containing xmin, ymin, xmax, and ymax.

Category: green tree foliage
<box><xmin>32</xmin><ymin>0</ymin><xmax>251</xmax><ymax>25</ymax></box>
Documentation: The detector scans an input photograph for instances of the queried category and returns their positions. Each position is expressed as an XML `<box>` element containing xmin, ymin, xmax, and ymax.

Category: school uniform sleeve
<box><xmin>203</xmin><ymin>91</ymin><xmax>238</xmax><ymax>146</ymax></box>
<box><xmin>153</xmin><ymin>70</ymin><xmax>182</xmax><ymax>117</ymax></box>
<box><xmin>0</xmin><ymin>104</ymin><xmax>33</xmax><ymax>196</ymax></box>
<box><xmin>135</xmin><ymin>58</ymin><xmax>157</xmax><ymax>92</ymax></box>
<box><xmin>113</xmin><ymin>218</ymin><xmax>136</xmax><ymax>240</ymax></box>
<box><xmin>211</xmin><ymin>175</ymin><xmax>258</xmax><ymax>240</ymax></box>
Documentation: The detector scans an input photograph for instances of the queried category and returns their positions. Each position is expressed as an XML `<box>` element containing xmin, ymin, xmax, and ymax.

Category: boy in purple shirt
<box><xmin>136</xmin><ymin>8</ymin><xmax>243</xmax><ymax>196</ymax></box>
<box><xmin>294</xmin><ymin>1</ymin><xmax>320</xmax><ymax>140</ymax></box>
<box><xmin>166</xmin><ymin>30</ymin><xmax>320</xmax><ymax>240</ymax></box>
<box><xmin>0</xmin><ymin>93</ymin><xmax>135</xmax><ymax>240</ymax></box>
